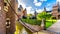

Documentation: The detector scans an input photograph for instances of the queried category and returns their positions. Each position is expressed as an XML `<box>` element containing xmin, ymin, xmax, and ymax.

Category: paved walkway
<box><xmin>33</xmin><ymin>30</ymin><xmax>55</xmax><ymax>34</ymax></box>
<box><xmin>37</xmin><ymin>30</ymin><xmax>55</xmax><ymax>34</ymax></box>
<box><xmin>47</xmin><ymin>20</ymin><xmax>60</xmax><ymax>34</ymax></box>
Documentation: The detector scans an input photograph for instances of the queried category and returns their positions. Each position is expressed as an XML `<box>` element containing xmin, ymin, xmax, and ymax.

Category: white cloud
<box><xmin>18</xmin><ymin>0</ymin><xmax>34</xmax><ymax>14</ymax></box>
<box><xmin>26</xmin><ymin>6</ymin><xmax>32</xmax><ymax>14</ymax></box>
<box><xmin>18</xmin><ymin>0</ymin><xmax>26</xmax><ymax>9</ymax></box>
<box><xmin>30</xmin><ymin>11</ymin><xmax>35</xmax><ymax>14</ymax></box>
<box><xmin>36</xmin><ymin>9</ymin><xmax>43</xmax><ymax>13</ymax></box>
<box><xmin>40</xmin><ymin>0</ymin><xmax>47</xmax><ymax>1</ymax></box>
<box><xmin>46</xmin><ymin>7</ymin><xmax>51</xmax><ymax>11</ymax></box>
<box><xmin>35</xmin><ymin>2</ymin><xmax>42</xmax><ymax>6</ymax></box>
<box><xmin>47</xmin><ymin>4</ymin><xmax>51</xmax><ymax>6</ymax></box>
<box><xmin>57</xmin><ymin>0</ymin><xmax>60</xmax><ymax>2</ymax></box>
<box><xmin>18</xmin><ymin>0</ymin><xmax>43</xmax><ymax>14</ymax></box>
<box><xmin>33</xmin><ymin>0</ymin><xmax>42</xmax><ymax>6</ymax></box>
<box><xmin>33</xmin><ymin>0</ymin><xmax>38</xmax><ymax>3</ymax></box>
<box><xmin>19</xmin><ymin>3</ymin><xmax>26</xmax><ymax>9</ymax></box>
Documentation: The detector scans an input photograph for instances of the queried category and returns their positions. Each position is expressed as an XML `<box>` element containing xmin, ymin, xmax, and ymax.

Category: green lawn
<box><xmin>46</xmin><ymin>19</ymin><xmax>56</xmax><ymax>28</ymax></box>
<box><xmin>21</xmin><ymin>19</ymin><xmax>41</xmax><ymax>25</ymax></box>
<box><xmin>15</xmin><ymin>19</ymin><xmax>57</xmax><ymax>34</ymax></box>
<box><xmin>21</xmin><ymin>19</ymin><xmax>57</xmax><ymax>28</ymax></box>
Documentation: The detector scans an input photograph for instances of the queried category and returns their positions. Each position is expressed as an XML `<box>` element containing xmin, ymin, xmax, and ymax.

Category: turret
<box><xmin>23</xmin><ymin>8</ymin><xmax>27</xmax><ymax>19</ymax></box>
<box><xmin>44</xmin><ymin>7</ymin><xmax>46</xmax><ymax>12</ymax></box>
<box><xmin>18</xmin><ymin>5</ymin><xmax>23</xmax><ymax>12</ymax></box>
<box><xmin>34</xmin><ymin>11</ymin><xmax>37</xmax><ymax>18</ymax></box>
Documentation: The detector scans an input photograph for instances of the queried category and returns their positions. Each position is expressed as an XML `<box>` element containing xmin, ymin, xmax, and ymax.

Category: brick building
<box><xmin>43</xmin><ymin>2</ymin><xmax>60</xmax><ymax>19</ymax></box>
<box><xmin>18</xmin><ymin>5</ymin><xmax>27</xmax><ymax>18</ymax></box>
<box><xmin>52</xmin><ymin>2</ymin><xmax>60</xmax><ymax>19</ymax></box>
<box><xmin>18</xmin><ymin>5</ymin><xmax>23</xmax><ymax>18</ymax></box>
<box><xmin>0</xmin><ymin>0</ymin><xmax>18</xmax><ymax>34</ymax></box>
<box><xmin>0</xmin><ymin>0</ymin><xmax>6</xmax><ymax>34</ymax></box>
<box><xmin>23</xmin><ymin>8</ymin><xmax>27</xmax><ymax>18</ymax></box>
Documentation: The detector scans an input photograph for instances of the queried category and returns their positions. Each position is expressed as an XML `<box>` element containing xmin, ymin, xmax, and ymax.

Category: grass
<box><xmin>15</xmin><ymin>19</ymin><xmax>57</xmax><ymax>34</ymax></box>
<box><xmin>21</xmin><ymin>19</ymin><xmax>41</xmax><ymax>25</ymax></box>
<box><xmin>46</xmin><ymin>19</ymin><xmax>57</xmax><ymax>28</ymax></box>
<box><xmin>21</xmin><ymin>19</ymin><xmax>57</xmax><ymax>28</ymax></box>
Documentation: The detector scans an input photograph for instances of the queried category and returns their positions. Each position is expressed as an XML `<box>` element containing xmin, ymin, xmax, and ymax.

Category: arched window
<box><xmin>6</xmin><ymin>18</ymin><xmax>10</xmax><ymax>28</ymax></box>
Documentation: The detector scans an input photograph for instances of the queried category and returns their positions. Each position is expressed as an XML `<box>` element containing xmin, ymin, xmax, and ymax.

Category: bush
<box><xmin>21</xmin><ymin>19</ymin><xmax>41</xmax><ymax>25</ymax></box>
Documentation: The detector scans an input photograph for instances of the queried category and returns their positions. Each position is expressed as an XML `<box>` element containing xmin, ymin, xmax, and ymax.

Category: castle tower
<box><xmin>34</xmin><ymin>11</ymin><xmax>37</xmax><ymax>18</ymax></box>
<box><xmin>19</xmin><ymin>5</ymin><xmax>23</xmax><ymax>12</ymax></box>
<box><xmin>23</xmin><ymin>8</ymin><xmax>27</xmax><ymax>17</ymax></box>
<box><xmin>18</xmin><ymin>5</ymin><xmax>23</xmax><ymax>18</ymax></box>
<box><xmin>0</xmin><ymin>0</ymin><xmax>6</xmax><ymax>34</ymax></box>
<box><xmin>44</xmin><ymin>7</ymin><xmax>46</xmax><ymax>12</ymax></box>
<box><xmin>56</xmin><ymin>1</ymin><xmax>59</xmax><ymax>6</ymax></box>
<box><xmin>52</xmin><ymin>2</ymin><xmax>59</xmax><ymax>19</ymax></box>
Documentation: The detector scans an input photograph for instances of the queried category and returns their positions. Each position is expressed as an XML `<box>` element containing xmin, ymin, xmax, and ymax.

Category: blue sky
<box><xmin>18</xmin><ymin>0</ymin><xmax>60</xmax><ymax>14</ymax></box>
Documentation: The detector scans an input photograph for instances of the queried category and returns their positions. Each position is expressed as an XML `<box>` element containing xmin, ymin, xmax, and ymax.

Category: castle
<box><xmin>0</xmin><ymin>0</ymin><xmax>27</xmax><ymax>34</ymax></box>
<box><xmin>17</xmin><ymin>5</ymin><xmax>27</xmax><ymax>19</ymax></box>
<box><xmin>0</xmin><ymin>0</ymin><xmax>60</xmax><ymax>34</ymax></box>
<box><xmin>52</xmin><ymin>2</ymin><xmax>60</xmax><ymax>19</ymax></box>
<box><xmin>44</xmin><ymin>2</ymin><xmax>60</xmax><ymax>19</ymax></box>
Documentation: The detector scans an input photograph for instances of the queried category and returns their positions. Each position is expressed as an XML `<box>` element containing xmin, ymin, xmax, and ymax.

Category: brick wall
<box><xmin>0</xmin><ymin>0</ymin><xmax>6</xmax><ymax>34</ymax></box>
<box><xmin>6</xmin><ymin>0</ymin><xmax>16</xmax><ymax>34</ymax></box>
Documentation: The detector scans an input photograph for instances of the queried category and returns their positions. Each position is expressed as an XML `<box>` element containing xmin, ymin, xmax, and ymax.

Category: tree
<box><xmin>37</xmin><ymin>11</ymin><xmax>51</xmax><ymax>20</ymax></box>
<box><xmin>27</xmin><ymin>14</ymin><xmax>33</xmax><ymax>19</ymax></box>
<box><xmin>37</xmin><ymin>11</ymin><xmax>52</xmax><ymax>30</ymax></box>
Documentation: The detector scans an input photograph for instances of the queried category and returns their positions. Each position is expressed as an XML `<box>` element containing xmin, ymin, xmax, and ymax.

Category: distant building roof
<box><xmin>46</xmin><ymin>11</ymin><xmax>52</xmax><ymax>13</ymax></box>
<box><xmin>18</xmin><ymin>5</ymin><xmax>23</xmax><ymax>12</ymax></box>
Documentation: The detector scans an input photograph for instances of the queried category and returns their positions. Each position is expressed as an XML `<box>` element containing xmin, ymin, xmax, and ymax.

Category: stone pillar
<box><xmin>56</xmin><ymin>15</ymin><xmax>58</xmax><ymax>20</ymax></box>
<box><xmin>41</xmin><ymin>19</ymin><xmax>46</xmax><ymax>30</ymax></box>
<box><xmin>0</xmin><ymin>0</ymin><xmax>6</xmax><ymax>34</ymax></box>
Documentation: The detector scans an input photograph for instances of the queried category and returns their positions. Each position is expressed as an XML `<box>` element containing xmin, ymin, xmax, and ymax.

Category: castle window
<box><xmin>6</xmin><ymin>18</ymin><xmax>10</xmax><ymax>28</ymax></box>
<box><xmin>4</xmin><ymin>3</ymin><xmax>7</xmax><ymax>6</ymax></box>
<box><xmin>18</xmin><ymin>8</ymin><xmax>21</xmax><ymax>12</ymax></box>
<box><xmin>58</xmin><ymin>8</ymin><xmax>60</xmax><ymax>12</ymax></box>
<box><xmin>0</xmin><ymin>6</ymin><xmax>1</xmax><ymax>10</ymax></box>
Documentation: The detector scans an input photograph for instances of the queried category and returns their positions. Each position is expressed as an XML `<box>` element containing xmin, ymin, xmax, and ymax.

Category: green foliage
<box><xmin>27</xmin><ymin>14</ymin><xmax>33</xmax><ymax>19</ymax></box>
<box><xmin>21</xmin><ymin>19</ymin><xmax>41</xmax><ymax>25</ymax></box>
<box><xmin>27</xmin><ymin>14</ymin><xmax>33</xmax><ymax>17</ymax></box>
<box><xmin>37</xmin><ymin>11</ymin><xmax>52</xmax><ymax>19</ymax></box>
<box><xmin>20</xmin><ymin>11</ymin><xmax>56</xmax><ymax>28</ymax></box>
<box><xmin>21</xmin><ymin>19</ymin><xmax>57</xmax><ymax>28</ymax></box>
<box><xmin>50</xmin><ymin>16</ymin><xmax>56</xmax><ymax>19</ymax></box>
